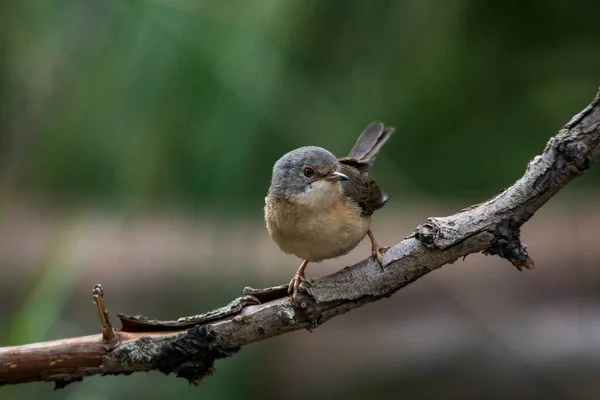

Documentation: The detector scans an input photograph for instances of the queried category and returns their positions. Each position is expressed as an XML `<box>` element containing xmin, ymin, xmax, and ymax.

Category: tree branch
<box><xmin>2</xmin><ymin>88</ymin><xmax>600</xmax><ymax>388</ymax></box>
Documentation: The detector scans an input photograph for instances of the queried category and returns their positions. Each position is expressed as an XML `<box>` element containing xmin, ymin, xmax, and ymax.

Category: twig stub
<box><xmin>414</xmin><ymin>220</ymin><xmax>440</xmax><ymax>247</ymax></box>
<box><xmin>92</xmin><ymin>284</ymin><xmax>117</xmax><ymax>344</ymax></box>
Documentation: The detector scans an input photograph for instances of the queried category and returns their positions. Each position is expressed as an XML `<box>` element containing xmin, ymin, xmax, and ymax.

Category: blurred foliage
<box><xmin>1</xmin><ymin>0</ymin><xmax>598</xmax><ymax>213</ymax></box>
<box><xmin>1</xmin><ymin>1</ymin><xmax>600</xmax><ymax>399</ymax></box>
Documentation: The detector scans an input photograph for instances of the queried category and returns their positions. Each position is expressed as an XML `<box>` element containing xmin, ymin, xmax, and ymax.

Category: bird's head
<box><xmin>269</xmin><ymin>146</ymin><xmax>349</xmax><ymax>206</ymax></box>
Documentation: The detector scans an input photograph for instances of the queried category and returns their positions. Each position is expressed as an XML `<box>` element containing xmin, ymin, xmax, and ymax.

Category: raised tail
<box><xmin>348</xmin><ymin>122</ymin><xmax>395</xmax><ymax>168</ymax></box>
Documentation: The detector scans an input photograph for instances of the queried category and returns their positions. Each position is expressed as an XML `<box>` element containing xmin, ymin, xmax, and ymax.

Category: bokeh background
<box><xmin>1</xmin><ymin>1</ymin><xmax>600</xmax><ymax>399</ymax></box>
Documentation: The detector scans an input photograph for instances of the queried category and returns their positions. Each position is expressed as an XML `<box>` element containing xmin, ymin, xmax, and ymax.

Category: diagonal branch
<box><xmin>1</xmin><ymin>88</ymin><xmax>600</xmax><ymax>389</ymax></box>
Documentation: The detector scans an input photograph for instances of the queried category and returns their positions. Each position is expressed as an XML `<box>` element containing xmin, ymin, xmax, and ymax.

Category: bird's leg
<box><xmin>288</xmin><ymin>260</ymin><xmax>309</xmax><ymax>297</ymax></box>
<box><xmin>367</xmin><ymin>229</ymin><xmax>389</xmax><ymax>271</ymax></box>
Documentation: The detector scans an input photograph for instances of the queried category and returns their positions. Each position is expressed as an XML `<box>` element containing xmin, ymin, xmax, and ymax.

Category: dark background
<box><xmin>1</xmin><ymin>1</ymin><xmax>599</xmax><ymax>399</ymax></box>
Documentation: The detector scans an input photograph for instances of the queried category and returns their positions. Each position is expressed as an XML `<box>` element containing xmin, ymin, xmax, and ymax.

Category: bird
<box><xmin>264</xmin><ymin>122</ymin><xmax>395</xmax><ymax>297</ymax></box>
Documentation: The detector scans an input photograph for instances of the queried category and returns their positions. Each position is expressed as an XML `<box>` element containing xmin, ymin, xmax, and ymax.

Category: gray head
<box><xmin>269</xmin><ymin>146</ymin><xmax>349</xmax><ymax>201</ymax></box>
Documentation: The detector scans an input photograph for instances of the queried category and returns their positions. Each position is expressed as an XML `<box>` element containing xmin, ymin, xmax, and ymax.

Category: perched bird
<box><xmin>264</xmin><ymin>122</ymin><xmax>395</xmax><ymax>296</ymax></box>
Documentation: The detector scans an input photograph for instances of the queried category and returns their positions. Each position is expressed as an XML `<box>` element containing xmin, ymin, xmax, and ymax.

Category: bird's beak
<box><xmin>323</xmin><ymin>171</ymin><xmax>349</xmax><ymax>182</ymax></box>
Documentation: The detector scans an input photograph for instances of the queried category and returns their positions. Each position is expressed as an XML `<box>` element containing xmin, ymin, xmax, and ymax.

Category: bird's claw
<box><xmin>372</xmin><ymin>245</ymin><xmax>390</xmax><ymax>271</ymax></box>
<box><xmin>287</xmin><ymin>273</ymin><xmax>305</xmax><ymax>297</ymax></box>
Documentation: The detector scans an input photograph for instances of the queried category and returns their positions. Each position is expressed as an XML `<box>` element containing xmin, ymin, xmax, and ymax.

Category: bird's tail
<box><xmin>348</xmin><ymin>122</ymin><xmax>395</xmax><ymax>168</ymax></box>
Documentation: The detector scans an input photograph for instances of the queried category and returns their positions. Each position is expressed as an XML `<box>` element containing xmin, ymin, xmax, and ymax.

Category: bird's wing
<box><xmin>338</xmin><ymin>160</ymin><xmax>389</xmax><ymax>216</ymax></box>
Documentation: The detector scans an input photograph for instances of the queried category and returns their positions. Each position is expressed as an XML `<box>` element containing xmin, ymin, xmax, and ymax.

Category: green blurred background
<box><xmin>1</xmin><ymin>1</ymin><xmax>600</xmax><ymax>399</ymax></box>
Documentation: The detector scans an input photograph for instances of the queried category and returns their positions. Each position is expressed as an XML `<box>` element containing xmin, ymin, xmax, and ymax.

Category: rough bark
<box><xmin>1</xmin><ymin>88</ymin><xmax>600</xmax><ymax>389</ymax></box>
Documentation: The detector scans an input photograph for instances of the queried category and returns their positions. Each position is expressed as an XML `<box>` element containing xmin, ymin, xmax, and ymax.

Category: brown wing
<box><xmin>338</xmin><ymin>160</ymin><xmax>389</xmax><ymax>216</ymax></box>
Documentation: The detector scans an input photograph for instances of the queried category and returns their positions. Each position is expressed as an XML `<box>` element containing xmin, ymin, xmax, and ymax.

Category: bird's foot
<box><xmin>372</xmin><ymin>245</ymin><xmax>390</xmax><ymax>271</ymax></box>
<box><xmin>288</xmin><ymin>260</ymin><xmax>309</xmax><ymax>297</ymax></box>
<box><xmin>287</xmin><ymin>273</ymin><xmax>305</xmax><ymax>297</ymax></box>
<box><xmin>367</xmin><ymin>229</ymin><xmax>388</xmax><ymax>271</ymax></box>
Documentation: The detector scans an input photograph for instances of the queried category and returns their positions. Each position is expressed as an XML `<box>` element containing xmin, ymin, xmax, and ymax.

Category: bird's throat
<box><xmin>294</xmin><ymin>180</ymin><xmax>342</xmax><ymax>208</ymax></box>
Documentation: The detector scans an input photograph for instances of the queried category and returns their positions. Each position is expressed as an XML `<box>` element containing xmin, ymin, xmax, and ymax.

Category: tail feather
<box><xmin>348</xmin><ymin>122</ymin><xmax>395</xmax><ymax>167</ymax></box>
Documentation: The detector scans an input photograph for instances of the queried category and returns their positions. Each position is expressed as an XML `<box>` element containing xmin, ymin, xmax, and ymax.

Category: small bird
<box><xmin>264</xmin><ymin>122</ymin><xmax>395</xmax><ymax>296</ymax></box>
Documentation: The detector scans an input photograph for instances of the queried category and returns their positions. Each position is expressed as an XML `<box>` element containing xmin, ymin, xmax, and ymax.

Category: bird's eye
<box><xmin>303</xmin><ymin>167</ymin><xmax>314</xmax><ymax>177</ymax></box>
